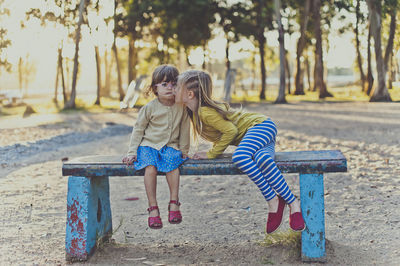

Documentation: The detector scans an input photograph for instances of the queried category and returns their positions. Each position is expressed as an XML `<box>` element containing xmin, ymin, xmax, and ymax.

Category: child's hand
<box><xmin>122</xmin><ymin>155</ymin><xmax>137</xmax><ymax>165</ymax></box>
<box><xmin>192</xmin><ymin>151</ymin><xmax>208</xmax><ymax>159</ymax></box>
<box><xmin>182</xmin><ymin>153</ymin><xmax>189</xmax><ymax>159</ymax></box>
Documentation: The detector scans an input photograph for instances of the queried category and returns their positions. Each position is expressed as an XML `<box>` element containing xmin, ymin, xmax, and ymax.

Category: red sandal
<box><xmin>168</xmin><ymin>200</ymin><xmax>182</xmax><ymax>224</ymax></box>
<box><xmin>147</xmin><ymin>206</ymin><xmax>162</xmax><ymax>229</ymax></box>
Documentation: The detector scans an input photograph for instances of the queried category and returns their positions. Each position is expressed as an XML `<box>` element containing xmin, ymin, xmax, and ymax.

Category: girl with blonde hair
<box><xmin>174</xmin><ymin>70</ymin><xmax>304</xmax><ymax>234</ymax></box>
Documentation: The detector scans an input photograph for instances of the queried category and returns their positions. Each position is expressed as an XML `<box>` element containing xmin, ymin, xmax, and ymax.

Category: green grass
<box><xmin>259</xmin><ymin>230</ymin><xmax>301</xmax><ymax>249</ymax></box>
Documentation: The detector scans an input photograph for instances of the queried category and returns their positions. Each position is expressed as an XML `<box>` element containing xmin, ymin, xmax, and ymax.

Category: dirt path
<box><xmin>0</xmin><ymin>102</ymin><xmax>399</xmax><ymax>265</ymax></box>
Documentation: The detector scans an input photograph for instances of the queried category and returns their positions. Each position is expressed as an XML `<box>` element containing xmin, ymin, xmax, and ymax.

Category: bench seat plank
<box><xmin>63</xmin><ymin>150</ymin><xmax>347</xmax><ymax>177</ymax></box>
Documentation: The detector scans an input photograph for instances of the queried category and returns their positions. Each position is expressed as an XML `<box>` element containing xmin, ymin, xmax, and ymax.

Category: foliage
<box><xmin>215</xmin><ymin>0</ymin><xmax>242</xmax><ymax>43</ymax></box>
<box><xmin>234</xmin><ymin>0</ymin><xmax>274</xmax><ymax>43</ymax></box>
<box><xmin>26</xmin><ymin>0</ymin><xmax>82</xmax><ymax>39</ymax></box>
<box><xmin>0</xmin><ymin>0</ymin><xmax>11</xmax><ymax>73</ymax></box>
<box><xmin>116</xmin><ymin>0</ymin><xmax>154</xmax><ymax>40</ymax></box>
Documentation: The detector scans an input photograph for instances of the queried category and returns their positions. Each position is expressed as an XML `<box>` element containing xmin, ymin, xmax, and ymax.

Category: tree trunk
<box><xmin>225</xmin><ymin>38</ymin><xmax>230</xmax><ymax>71</ymax></box>
<box><xmin>294</xmin><ymin>0</ymin><xmax>311</xmax><ymax>95</ymax></box>
<box><xmin>18</xmin><ymin>57</ymin><xmax>23</xmax><ymax>91</ymax></box>
<box><xmin>55</xmin><ymin>47</ymin><xmax>67</xmax><ymax>103</ymax></box>
<box><xmin>103</xmin><ymin>49</ymin><xmax>111</xmax><ymax>97</ymax></box>
<box><xmin>285</xmin><ymin>51</ymin><xmax>291</xmax><ymax>94</ymax></box>
<box><xmin>94</xmin><ymin>45</ymin><xmax>101</xmax><ymax>105</ymax></box>
<box><xmin>274</xmin><ymin>0</ymin><xmax>287</xmax><ymax>104</ymax></box>
<box><xmin>258</xmin><ymin>33</ymin><xmax>267</xmax><ymax>100</ymax></box>
<box><xmin>60</xmin><ymin>57</ymin><xmax>67</xmax><ymax>104</ymax></box>
<box><xmin>128</xmin><ymin>35</ymin><xmax>138</xmax><ymax>84</ymax></box>
<box><xmin>65</xmin><ymin>57</ymin><xmax>70</xmax><ymax>96</ymax></box>
<box><xmin>251</xmin><ymin>51</ymin><xmax>256</xmax><ymax>91</ymax></box>
<box><xmin>313</xmin><ymin>0</ymin><xmax>332</xmax><ymax>98</ymax></box>
<box><xmin>54</xmin><ymin>55</ymin><xmax>59</xmax><ymax>103</ymax></box>
<box><xmin>383</xmin><ymin>10</ymin><xmax>396</xmax><ymax>73</ymax></box>
<box><xmin>366</xmin><ymin>23</ymin><xmax>374</xmax><ymax>95</ymax></box>
<box><xmin>367</xmin><ymin>0</ymin><xmax>392</xmax><ymax>102</ymax></box>
<box><xmin>223</xmin><ymin>69</ymin><xmax>237</xmax><ymax>103</ymax></box>
<box><xmin>355</xmin><ymin>0</ymin><xmax>366</xmax><ymax>91</ymax></box>
<box><xmin>64</xmin><ymin>0</ymin><xmax>85</xmax><ymax>109</ymax></box>
<box><xmin>112</xmin><ymin>0</ymin><xmax>124</xmax><ymax>101</ymax></box>
<box><xmin>113</xmin><ymin>42</ymin><xmax>124</xmax><ymax>101</ymax></box>
<box><xmin>305</xmin><ymin>55</ymin><xmax>311</xmax><ymax>91</ymax></box>
<box><xmin>312</xmin><ymin>49</ymin><xmax>317</xmax><ymax>92</ymax></box>
<box><xmin>388</xmin><ymin>52</ymin><xmax>394</xmax><ymax>90</ymax></box>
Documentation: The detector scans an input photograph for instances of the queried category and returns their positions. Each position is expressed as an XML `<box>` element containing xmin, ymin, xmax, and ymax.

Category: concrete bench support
<box><xmin>300</xmin><ymin>173</ymin><xmax>326</xmax><ymax>262</ymax></box>
<box><xmin>65</xmin><ymin>176</ymin><xmax>112</xmax><ymax>261</ymax></box>
<box><xmin>63</xmin><ymin>150</ymin><xmax>347</xmax><ymax>262</ymax></box>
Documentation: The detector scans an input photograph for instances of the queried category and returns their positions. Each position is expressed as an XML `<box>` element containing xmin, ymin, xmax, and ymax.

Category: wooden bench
<box><xmin>62</xmin><ymin>150</ymin><xmax>347</xmax><ymax>262</ymax></box>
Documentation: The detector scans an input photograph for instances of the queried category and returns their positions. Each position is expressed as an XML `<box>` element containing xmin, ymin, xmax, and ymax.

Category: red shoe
<box><xmin>266</xmin><ymin>196</ymin><xmax>286</xmax><ymax>234</ymax></box>
<box><xmin>289</xmin><ymin>211</ymin><xmax>305</xmax><ymax>232</ymax></box>
<box><xmin>168</xmin><ymin>200</ymin><xmax>182</xmax><ymax>224</ymax></box>
<box><xmin>147</xmin><ymin>206</ymin><xmax>162</xmax><ymax>229</ymax></box>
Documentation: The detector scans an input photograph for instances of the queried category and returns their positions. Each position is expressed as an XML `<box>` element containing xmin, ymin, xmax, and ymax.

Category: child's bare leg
<box><xmin>289</xmin><ymin>198</ymin><xmax>301</xmax><ymax>213</ymax></box>
<box><xmin>144</xmin><ymin>165</ymin><xmax>158</xmax><ymax>217</ymax></box>
<box><xmin>165</xmin><ymin>168</ymin><xmax>180</xmax><ymax>211</ymax></box>
<box><xmin>268</xmin><ymin>195</ymin><xmax>301</xmax><ymax>213</ymax></box>
<box><xmin>267</xmin><ymin>195</ymin><xmax>279</xmax><ymax>213</ymax></box>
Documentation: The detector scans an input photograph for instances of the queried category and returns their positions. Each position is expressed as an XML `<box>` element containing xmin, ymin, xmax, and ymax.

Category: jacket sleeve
<box><xmin>179</xmin><ymin>109</ymin><xmax>191</xmax><ymax>155</ymax></box>
<box><xmin>127</xmin><ymin>105</ymin><xmax>150</xmax><ymax>156</ymax></box>
<box><xmin>202</xmin><ymin>110</ymin><xmax>238</xmax><ymax>159</ymax></box>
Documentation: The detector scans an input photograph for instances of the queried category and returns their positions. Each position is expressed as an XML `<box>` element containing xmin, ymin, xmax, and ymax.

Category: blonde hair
<box><xmin>145</xmin><ymin>64</ymin><xmax>179</xmax><ymax>96</ymax></box>
<box><xmin>177</xmin><ymin>70</ymin><xmax>236</xmax><ymax>140</ymax></box>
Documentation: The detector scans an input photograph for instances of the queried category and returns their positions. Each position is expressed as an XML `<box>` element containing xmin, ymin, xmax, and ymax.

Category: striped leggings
<box><xmin>232</xmin><ymin>119</ymin><xmax>295</xmax><ymax>204</ymax></box>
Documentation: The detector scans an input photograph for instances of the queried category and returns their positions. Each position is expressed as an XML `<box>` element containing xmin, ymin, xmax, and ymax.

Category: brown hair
<box><xmin>177</xmin><ymin>70</ymin><xmax>236</xmax><ymax>140</ymax></box>
<box><xmin>146</xmin><ymin>64</ymin><xmax>179</xmax><ymax>96</ymax></box>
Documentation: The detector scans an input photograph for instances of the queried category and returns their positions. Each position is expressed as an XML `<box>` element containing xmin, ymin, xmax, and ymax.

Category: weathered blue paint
<box><xmin>300</xmin><ymin>173</ymin><xmax>326</xmax><ymax>262</ymax></box>
<box><xmin>65</xmin><ymin>176</ymin><xmax>112</xmax><ymax>261</ymax></box>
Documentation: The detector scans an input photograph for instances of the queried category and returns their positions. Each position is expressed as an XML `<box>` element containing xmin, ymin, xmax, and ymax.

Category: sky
<box><xmin>0</xmin><ymin>0</ymin><xmax>358</xmax><ymax>95</ymax></box>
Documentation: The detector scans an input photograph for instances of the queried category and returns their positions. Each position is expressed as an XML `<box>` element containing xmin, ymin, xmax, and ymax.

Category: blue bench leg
<box><xmin>299</xmin><ymin>173</ymin><xmax>326</xmax><ymax>262</ymax></box>
<box><xmin>65</xmin><ymin>176</ymin><xmax>112</xmax><ymax>261</ymax></box>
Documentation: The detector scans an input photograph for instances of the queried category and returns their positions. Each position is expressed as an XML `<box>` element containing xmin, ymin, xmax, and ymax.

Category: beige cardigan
<box><xmin>127</xmin><ymin>98</ymin><xmax>190</xmax><ymax>156</ymax></box>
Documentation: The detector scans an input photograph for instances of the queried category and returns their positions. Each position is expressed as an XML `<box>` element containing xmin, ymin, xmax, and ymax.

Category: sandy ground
<box><xmin>0</xmin><ymin>101</ymin><xmax>400</xmax><ymax>265</ymax></box>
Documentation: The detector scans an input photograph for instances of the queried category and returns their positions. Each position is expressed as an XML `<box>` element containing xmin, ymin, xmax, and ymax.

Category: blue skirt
<box><xmin>134</xmin><ymin>146</ymin><xmax>187</xmax><ymax>173</ymax></box>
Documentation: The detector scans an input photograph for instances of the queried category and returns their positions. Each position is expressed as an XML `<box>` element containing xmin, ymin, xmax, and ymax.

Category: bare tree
<box><xmin>112</xmin><ymin>0</ymin><xmax>124</xmax><ymax>101</ymax></box>
<box><xmin>103</xmin><ymin>49</ymin><xmax>111</xmax><ymax>97</ymax></box>
<box><xmin>17</xmin><ymin>55</ymin><xmax>36</xmax><ymax>95</ymax></box>
<box><xmin>305</xmin><ymin>54</ymin><xmax>312</xmax><ymax>91</ymax></box>
<box><xmin>285</xmin><ymin>50</ymin><xmax>291</xmax><ymax>94</ymax></box>
<box><xmin>366</xmin><ymin>23</ymin><xmax>374</xmax><ymax>95</ymax></box>
<box><xmin>274</xmin><ymin>0</ymin><xmax>286</xmax><ymax>103</ymax></box>
<box><xmin>355</xmin><ymin>0</ymin><xmax>366</xmax><ymax>91</ymax></box>
<box><xmin>94</xmin><ymin>46</ymin><xmax>102</xmax><ymax>105</ymax></box>
<box><xmin>64</xmin><ymin>0</ymin><xmax>86</xmax><ymax>109</ymax></box>
<box><xmin>55</xmin><ymin>46</ymin><xmax>67</xmax><ymax>104</ymax></box>
<box><xmin>313</xmin><ymin>0</ymin><xmax>332</xmax><ymax>98</ymax></box>
<box><xmin>367</xmin><ymin>0</ymin><xmax>392</xmax><ymax>102</ymax></box>
<box><xmin>383</xmin><ymin>9</ymin><xmax>396</xmax><ymax>73</ymax></box>
<box><xmin>294</xmin><ymin>0</ymin><xmax>311</xmax><ymax>95</ymax></box>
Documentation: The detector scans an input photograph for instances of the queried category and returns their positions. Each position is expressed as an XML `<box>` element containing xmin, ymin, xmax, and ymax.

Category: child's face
<box><xmin>155</xmin><ymin>78</ymin><xmax>176</xmax><ymax>101</ymax></box>
<box><xmin>173</xmin><ymin>81</ymin><xmax>188</xmax><ymax>104</ymax></box>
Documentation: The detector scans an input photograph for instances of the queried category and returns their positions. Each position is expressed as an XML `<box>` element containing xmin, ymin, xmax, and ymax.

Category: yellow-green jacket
<box><xmin>199</xmin><ymin>106</ymin><xmax>267</xmax><ymax>158</ymax></box>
